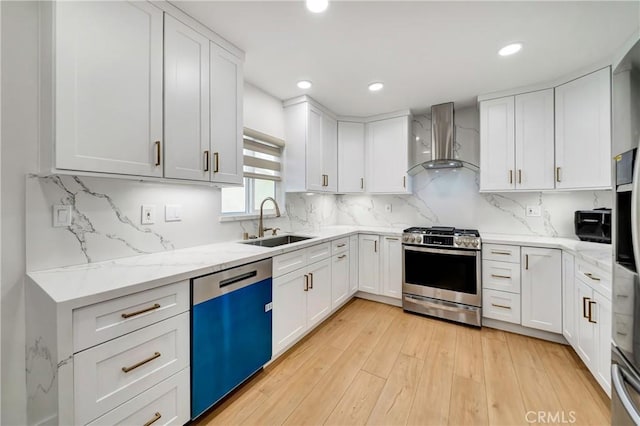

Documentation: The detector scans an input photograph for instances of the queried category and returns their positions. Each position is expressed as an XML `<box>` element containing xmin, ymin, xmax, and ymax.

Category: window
<box><xmin>221</xmin><ymin>128</ymin><xmax>284</xmax><ymax>216</ymax></box>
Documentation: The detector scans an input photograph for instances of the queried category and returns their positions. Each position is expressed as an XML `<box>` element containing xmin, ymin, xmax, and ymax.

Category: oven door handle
<box><xmin>403</xmin><ymin>245</ymin><xmax>478</xmax><ymax>257</ymax></box>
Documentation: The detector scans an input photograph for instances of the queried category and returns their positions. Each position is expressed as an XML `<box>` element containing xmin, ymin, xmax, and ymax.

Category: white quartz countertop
<box><xmin>481</xmin><ymin>233</ymin><xmax>612</xmax><ymax>272</ymax></box>
<box><xmin>27</xmin><ymin>225</ymin><xmax>402</xmax><ymax>307</ymax></box>
<box><xmin>28</xmin><ymin>226</ymin><xmax>612</xmax><ymax>308</ymax></box>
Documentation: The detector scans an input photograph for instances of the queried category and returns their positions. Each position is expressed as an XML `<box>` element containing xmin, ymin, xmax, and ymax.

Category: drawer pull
<box><xmin>584</xmin><ymin>272</ymin><xmax>601</xmax><ymax>281</ymax></box>
<box><xmin>122</xmin><ymin>352</ymin><xmax>161</xmax><ymax>373</ymax></box>
<box><xmin>338</xmin><ymin>254</ymin><xmax>347</xmax><ymax>259</ymax></box>
<box><xmin>386</xmin><ymin>237</ymin><xmax>399</xmax><ymax>241</ymax></box>
<box><xmin>617</xmin><ymin>331</ymin><xmax>629</xmax><ymax>336</ymax></box>
<box><xmin>336</xmin><ymin>243</ymin><xmax>346</xmax><ymax>248</ymax></box>
<box><xmin>491</xmin><ymin>303</ymin><xmax>511</xmax><ymax>310</ymax></box>
<box><xmin>491</xmin><ymin>274</ymin><xmax>511</xmax><ymax>279</ymax></box>
<box><xmin>121</xmin><ymin>303</ymin><xmax>161</xmax><ymax>319</ymax></box>
<box><xmin>491</xmin><ymin>250</ymin><xmax>511</xmax><ymax>255</ymax></box>
<box><xmin>143</xmin><ymin>412</ymin><xmax>162</xmax><ymax>426</ymax></box>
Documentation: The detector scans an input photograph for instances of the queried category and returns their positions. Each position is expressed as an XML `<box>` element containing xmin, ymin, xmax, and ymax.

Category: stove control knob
<box><xmin>415</xmin><ymin>235</ymin><xmax>422</xmax><ymax>244</ymax></box>
<box><xmin>454</xmin><ymin>237</ymin><xmax>460</xmax><ymax>246</ymax></box>
<box><xmin>408</xmin><ymin>235</ymin><xmax>415</xmax><ymax>243</ymax></box>
<box><xmin>471</xmin><ymin>239</ymin><xmax>479</xmax><ymax>247</ymax></box>
<box><xmin>402</xmin><ymin>235</ymin><xmax>409</xmax><ymax>243</ymax></box>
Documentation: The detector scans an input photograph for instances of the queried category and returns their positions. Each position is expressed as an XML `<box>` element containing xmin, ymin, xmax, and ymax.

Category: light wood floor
<box><xmin>194</xmin><ymin>298</ymin><xmax>610</xmax><ymax>426</ymax></box>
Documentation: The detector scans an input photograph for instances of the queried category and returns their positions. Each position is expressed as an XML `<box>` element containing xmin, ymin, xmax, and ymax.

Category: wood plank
<box><xmin>362</xmin><ymin>313</ymin><xmax>410</xmax><ymax>379</ymax></box>
<box><xmin>400</xmin><ymin>314</ymin><xmax>434</xmax><ymax>359</ymax></box>
<box><xmin>506</xmin><ymin>332</ymin><xmax>547</xmax><ymax>371</ymax></box>
<box><xmin>367</xmin><ymin>353</ymin><xmax>423</xmax><ymax>425</ymax></box>
<box><xmin>454</xmin><ymin>326</ymin><xmax>485</xmax><ymax>383</ymax></box>
<box><xmin>448</xmin><ymin>376</ymin><xmax>489</xmax><ymax>426</ymax></box>
<box><xmin>514</xmin><ymin>364</ymin><xmax>564</xmax><ymax>418</ymax></box>
<box><xmin>324</xmin><ymin>370</ymin><xmax>385</xmax><ymax>426</ymax></box>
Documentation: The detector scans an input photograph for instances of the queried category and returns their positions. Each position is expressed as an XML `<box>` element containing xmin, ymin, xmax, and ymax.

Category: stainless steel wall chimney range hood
<box><xmin>422</xmin><ymin>102</ymin><xmax>462</xmax><ymax>169</ymax></box>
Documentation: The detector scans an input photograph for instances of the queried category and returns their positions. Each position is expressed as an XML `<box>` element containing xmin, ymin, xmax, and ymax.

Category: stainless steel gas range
<box><xmin>401</xmin><ymin>226</ymin><xmax>482</xmax><ymax>327</ymax></box>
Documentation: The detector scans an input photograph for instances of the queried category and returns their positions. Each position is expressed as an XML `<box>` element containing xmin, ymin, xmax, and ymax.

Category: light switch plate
<box><xmin>165</xmin><ymin>204</ymin><xmax>182</xmax><ymax>222</ymax></box>
<box><xmin>52</xmin><ymin>204</ymin><xmax>72</xmax><ymax>227</ymax></box>
<box><xmin>526</xmin><ymin>205</ymin><xmax>542</xmax><ymax>217</ymax></box>
<box><xmin>141</xmin><ymin>204</ymin><xmax>155</xmax><ymax>224</ymax></box>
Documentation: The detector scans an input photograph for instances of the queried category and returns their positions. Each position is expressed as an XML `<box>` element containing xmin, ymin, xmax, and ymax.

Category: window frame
<box><xmin>219</xmin><ymin>177</ymin><xmax>282</xmax><ymax>221</ymax></box>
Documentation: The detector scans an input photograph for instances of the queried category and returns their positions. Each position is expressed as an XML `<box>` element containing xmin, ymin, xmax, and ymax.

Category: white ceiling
<box><xmin>176</xmin><ymin>1</ymin><xmax>640</xmax><ymax>116</ymax></box>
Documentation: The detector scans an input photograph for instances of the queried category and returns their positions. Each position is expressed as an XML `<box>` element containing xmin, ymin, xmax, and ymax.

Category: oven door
<box><xmin>402</xmin><ymin>244</ymin><xmax>481</xmax><ymax>307</ymax></box>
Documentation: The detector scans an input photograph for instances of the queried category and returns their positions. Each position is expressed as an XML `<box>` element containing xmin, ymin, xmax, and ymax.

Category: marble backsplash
<box><xmin>26</xmin><ymin>175</ymin><xmax>337</xmax><ymax>271</ymax></box>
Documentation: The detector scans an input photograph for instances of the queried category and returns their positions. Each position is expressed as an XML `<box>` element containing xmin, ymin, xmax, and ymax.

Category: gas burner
<box><xmin>402</xmin><ymin>226</ymin><xmax>481</xmax><ymax>250</ymax></box>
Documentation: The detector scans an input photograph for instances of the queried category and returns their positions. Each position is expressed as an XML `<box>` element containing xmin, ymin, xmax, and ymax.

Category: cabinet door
<box><xmin>305</xmin><ymin>105</ymin><xmax>325</xmax><ymax>191</ymax></box>
<box><xmin>555</xmin><ymin>67</ymin><xmax>612</xmax><ymax>189</ymax></box>
<box><xmin>381</xmin><ymin>236</ymin><xmax>402</xmax><ymax>299</ymax></box>
<box><xmin>164</xmin><ymin>15</ymin><xmax>210</xmax><ymax>181</ymax></box>
<box><xmin>562</xmin><ymin>252</ymin><xmax>576</xmax><ymax>345</ymax></box>
<box><xmin>210</xmin><ymin>42</ymin><xmax>243</xmax><ymax>184</ymax></box>
<box><xmin>322</xmin><ymin>115</ymin><xmax>338</xmax><ymax>192</ymax></box>
<box><xmin>358</xmin><ymin>234</ymin><xmax>380</xmax><ymax>294</ymax></box>
<box><xmin>349</xmin><ymin>235</ymin><xmax>359</xmax><ymax>295</ymax></box>
<box><xmin>366</xmin><ymin>116</ymin><xmax>410</xmax><ymax>194</ymax></box>
<box><xmin>331</xmin><ymin>253</ymin><xmax>349</xmax><ymax>309</ymax></box>
<box><xmin>338</xmin><ymin>122</ymin><xmax>365</xmax><ymax>193</ymax></box>
<box><xmin>593</xmin><ymin>291</ymin><xmax>612</xmax><ymax>395</ymax></box>
<box><xmin>575</xmin><ymin>279</ymin><xmax>596</xmax><ymax>368</ymax></box>
<box><xmin>520</xmin><ymin>247</ymin><xmax>562</xmax><ymax>333</ymax></box>
<box><xmin>515</xmin><ymin>89</ymin><xmax>555</xmax><ymax>190</ymax></box>
<box><xmin>306</xmin><ymin>259</ymin><xmax>332</xmax><ymax>328</ymax></box>
<box><xmin>273</xmin><ymin>270</ymin><xmax>307</xmax><ymax>355</ymax></box>
<box><xmin>480</xmin><ymin>96</ymin><xmax>515</xmax><ymax>191</ymax></box>
<box><xmin>55</xmin><ymin>1</ymin><xmax>163</xmax><ymax>177</ymax></box>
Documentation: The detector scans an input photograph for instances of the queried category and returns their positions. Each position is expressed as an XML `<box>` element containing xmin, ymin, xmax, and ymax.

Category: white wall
<box><xmin>244</xmin><ymin>81</ymin><xmax>285</xmax><ymax>139</ymax></box>
<box><xmin>2</xmin><ymin>2</ymin><xmax>38</xmax><ymax>424</ymax></box>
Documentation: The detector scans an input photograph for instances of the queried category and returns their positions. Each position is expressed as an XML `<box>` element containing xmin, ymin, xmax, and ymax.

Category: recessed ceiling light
<box><xmin>368</xmin><ymin>82</ymin><xmax>384</xmax><ymax>92</ymax></box>
<box><xmin>297</xmin><ymin>80</ymin><xmax>312</xmax><ymax>89</ymax></box>
<box><xmin>498</xmin><ymin>43</ymin><xmax>522</xmax><ymax>56</ymax></box>
<box><xmin>306</xmin><ymin>0</ymin><xmax>328</xmax><ymax>13</ymax></box>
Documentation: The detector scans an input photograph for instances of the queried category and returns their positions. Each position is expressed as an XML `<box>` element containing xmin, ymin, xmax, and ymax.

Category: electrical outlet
<box><xmin>141</xmin><ymin>204</ymin><xmax>156</xmax><ymax>224</ymax></box>
<box><xmin>52</xmin><ymin>204</ymin><xmax>72</xmax><ymax>227</ymax></box>
<box><xmin>165</xmin><ymin>204</ymin><xmax>182</xmax><ymax>222</ymax></box>
<box><xmin>526</xmin><ymin>205</ymin><xmax>541</xmax><ymax>217</ymax></box>
<box><xmin>384</xmin><ymin>204</ymin><xmax>392</xmax><ymax>213</ymax></box>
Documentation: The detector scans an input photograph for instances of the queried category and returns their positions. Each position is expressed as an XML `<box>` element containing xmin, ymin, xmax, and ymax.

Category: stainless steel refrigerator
<box><xmin>612</xmin><ymin>37</ymin><xmax>640</xmax><ymax>425</ymax></box>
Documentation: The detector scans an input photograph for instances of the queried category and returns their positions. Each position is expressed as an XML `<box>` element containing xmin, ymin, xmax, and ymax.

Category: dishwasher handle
<box><xmin>192</xmin><ymin>258</ymin><xmax>272</xmax><ymax>305</ymax></box>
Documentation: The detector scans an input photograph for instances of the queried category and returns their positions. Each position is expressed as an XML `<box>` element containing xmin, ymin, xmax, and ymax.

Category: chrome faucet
<box><xmin>258</xmin><ymin>197</ymin><xmax>281</xmax><ymax>238</ymax></box>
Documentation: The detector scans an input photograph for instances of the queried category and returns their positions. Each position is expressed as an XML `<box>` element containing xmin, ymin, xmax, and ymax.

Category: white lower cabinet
<box><xmin>272</xmin><ymin>268</ymin><xmax>308</xmax><ymax>354</ymax></box>
<box><xmin>594</xmin><ymin>290</ymin><xmax>612</xmax><ymax>394</ymax></box>
<box><xmin>358</xmin><ymin>234</ymin><xmax>381</xmax><ymax>294</ymax></box>
<box><xmin>483</xmin><ymin>288</ymin><xmax>521</xmax><ymax>324</ymax></box>
<box><xmin>87</xmin><ymin>368</ymin><xmax>190</xmax><ymax>426</ymax></box>
<box><xmin>562</xmin><ymin>252</ymin><xmax>576</xmax><ymax>345</ymax></box>
<box><xmin>520</xmin><ymin>247</ymin><xmax>562</xmax><ymax>333</ymax></box>
<box><xmin>349</xmin><ymin>235</ymin><xmax>359</xmax><ymax>295</ymax></box>
<box><xmin>381</xmin><ymin>236</ymin><xmax>402</xmax><ymax>299</ymax></box>
<box><xmin>331</xmin><ymin>251</ymin><xmax>350</xmax><ymax>309</ymax></box>
<box><xmin>306</xmin><ymin>258</ymin><xmax>332</xmax><ymax>328</ymax></box>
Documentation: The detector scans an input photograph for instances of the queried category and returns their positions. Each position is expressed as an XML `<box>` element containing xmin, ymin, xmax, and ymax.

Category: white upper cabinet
<box><xmin>283</xmin><ymin>98</ymin><xmax>338</xmax><ymax>193</ymax></box>
<box><xmin>164</xmin><ymin>15</ymin><xmax>210</xmax><ymax>181</ymax></box>
<box><xmin>515</xmin><ymin>89</ymin><xmax>555</xmax><ymax>190</ymax></box>
<box><xmin>55</xmin><ymin>1</ymin><xmax>164</xmax><ymax>177</ymax></box>
<box><xmin>337</xmin><ymin>121</ymin><xmax>365</xmax><ymax>193</ymax></box>
<box><xmin>366</xmin><ymin>115</ymin><xmax>411</xmax><ymax>194</ymax></box>
<box><xmin>210</xmin><ymin>42</ymin><xmax>244</xmax><ymax>185</ymax></box>
<box><xmin>480</xmin><ymin>97</ymin><xmax>515</xmax><ymax>191</ymax></box>
<box><xmin>555</xmin><ymin>67</ymin><xmax>612</xmax><ymax>190</ymax></box>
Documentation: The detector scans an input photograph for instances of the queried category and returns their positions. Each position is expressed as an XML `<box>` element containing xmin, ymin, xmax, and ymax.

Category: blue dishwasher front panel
<box><xmin>191</xmin><ymin>276</ymin><xmax>272</xmax><ymax>419</ymax></box>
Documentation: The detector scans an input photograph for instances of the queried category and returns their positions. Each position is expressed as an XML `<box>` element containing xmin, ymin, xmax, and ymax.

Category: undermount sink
<box><xmin>241</xmin><ymin>235</ymin><xmax>314</xmax><ymax>247</ymax></box>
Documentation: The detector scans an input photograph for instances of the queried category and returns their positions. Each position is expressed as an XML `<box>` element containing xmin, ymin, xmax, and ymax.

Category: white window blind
<box><xmin>243</xmin><ymin>127</ymin><xmax>285</xmax><ymax>182</ymax></box>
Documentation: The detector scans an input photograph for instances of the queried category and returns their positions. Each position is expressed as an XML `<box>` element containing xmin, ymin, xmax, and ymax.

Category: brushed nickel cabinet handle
<box><xmin>556</xmin><ymin>167</ymin><xmax>561</xmax><ymax>183</ymax></box>
<box><xmin>204</xmin><ymin>150</ymin><xmax>210</xmax><ymax>172</ymax></box>
<box><xmin>309</xmin><ymin>272</ymin><xmax>314</xmax><ymax>289</ymax></box>
<box><xmin>360</xmin><ymin>177</ymin><xmax>364</xmax><ymax>189</ymax></box>
<box><xmin>617</xmin><ymin>331</ymin><xmax>629</xmax><ymax>336</ymax></box>
<box><xmin>326</xmin><ymin>175</ymin><xmax>329</xmax><ymax>187</ymax></box>
<box><xmin>491</xmin><ymin>303</ymin><xmax>512</xmax><ymax>310</ymax></box>
<box><xmin>509</xmin><ymin>170</ymin><xmax>513</xmax><ymax>184</ymax></box>
<box><xmin>122</xmin><ymin>352</ymin><xmax>161</xmax><ymax>373</ymax></box>
<box><xmin>588</xmin><ymin>300</ymin><xmax>597</xmax><ymax>323</ymax></box>
<box><xmin>584</xmin><ymin>272</ymin><xmax>601</xmax><ymax>281</ymax></box>
<box><xmin>386</xmin><ymin>237</ymin><xmax>399</xmax><ymax>241</ymax></box>
<box><xmin>525</xmin><ymin>254</ymin><xmax>529</xmax><ymax>270</ymax></box>
<box><xmin>336</xmin><ymin>243</ymin><xmax>346</xmax><ymax>248</ymax></box>
<box><xmin>403</xmin><ymin>176</ymin><xmax>406</xmax><ymax>188</ymax></box>
<box><xmin>213</xmin><ymin>152</ymin><xmax>220</xmax><ymax>173</ymax></box>
<box><xmin>583</xmin><ymin>297</ymin><xmax>590</xmax><ymax>318</ymax></box>
<box><xmin>518</xmin><ymin>169</ymin><xmax>522</xmax><ymax>184</ymax></box>
<box><xmin>143</xmin><ymin>412</ymin><xmax>162</xmax><ymax>426</ymax></box>
<box><xmin>491</xmin><ymin>250</ymin><xmax>511</xmax><ymax>255</ymax></box>
<box><xmin>154</xmin><ymin>141</ymin><xmax>161</xmax><ymax>166</ymax></box>
<box><xmin>304</xmin><ymin>274</ymin><xmax>309</xmax><ymax>291</ymax></box>
<box><xmin>374</xmin><ymin>240</ymin><xmax>377</xmax><ymax>253</ymax></box>
<box><xmin>491</xmin><ymin>274</ymin><xmax>511</xmax><ymax>279</ymax></box>
<box><xmin>121</xmin><ymin>303</ymin><xmax>161</xmax><ymax>319</ymax></box>
<box><xmin>338</xmin><ymin>254</ymin><xmax>347</xmax><ymax>260</ymax></box>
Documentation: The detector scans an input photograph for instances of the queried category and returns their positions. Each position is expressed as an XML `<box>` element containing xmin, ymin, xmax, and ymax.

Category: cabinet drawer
<box><xmin>273</xmin><ymin>250</ymin><xmax>307</xmax><ymax>278</ymax></box>
<box><xmin>483</xmin><ymin>244</ymin><xmax>521</xmax><ymax>263</ymax></box>
<box><xmin>576</xmin><ymin>258</ymin><xmax>611</xmax><ymax>293</ymax></box>
<box><xmin>331</xmin><ymin>237</ymin><xmax>350</xmax><ymax>255</ymax></box>
<box><xmin>73</xmin><ymin>281</ymin><xmax>189</xmax><ymax>352</ymax></box>
<box><xmin>482</xmin><ymin>260</ymin><xmax>521</xmax><ymax>293</ymax></box>
<box><xmin>483</xmin><ymin>289</ymin><xmax>521</xmax><ymax>324</ymax></box>
<box><xmin>307</xmin><ymin>242</ymin><xmax>331</xmax><ymax>263</ymax></box>
<box><xmin>86</xmin><ymin>368</ymin><xmax>190</xmax><ymax>426</ymax></box>
<box><xmin>74</xmin><ymin>312</ymin><xmax>189</xmax><ymax>425</ymax></box>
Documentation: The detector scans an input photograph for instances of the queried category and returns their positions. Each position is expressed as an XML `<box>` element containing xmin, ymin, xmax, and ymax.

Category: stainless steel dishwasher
<box><xmin>191</xmin><ymin>258</ymin><xmax>273</xmax><ymax>419</ymax></box>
